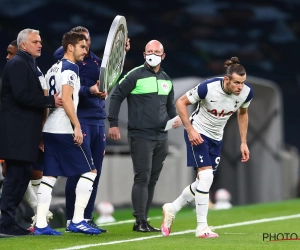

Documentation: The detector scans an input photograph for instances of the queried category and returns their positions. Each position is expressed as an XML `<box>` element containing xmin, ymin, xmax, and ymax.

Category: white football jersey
<box><xmin>37</xmin><ymin>66</ymin><xmax>47</xmax><ymax>90</ymax></box>
<box><xmin>186</xmin><ymin>77</ymin><xmax>253</xmax><ymax>141</ymax></box>
<box><xmin>43</xmin><ymin>59</ymin><xmax>80</xmax><ymax>134</ymax></box>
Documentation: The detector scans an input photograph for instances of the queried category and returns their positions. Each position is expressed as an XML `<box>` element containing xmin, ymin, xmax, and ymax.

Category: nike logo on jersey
<box><xmin>210</xmin><ymin>100</ymin><xmax>217</xmax><ymax>102</ymax></box>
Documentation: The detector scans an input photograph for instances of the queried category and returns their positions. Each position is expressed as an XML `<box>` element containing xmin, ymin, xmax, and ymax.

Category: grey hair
<box><xmin>17</xmin><ymin>28</ymin><xmax>40</xmax><ymax>48</ymax></box>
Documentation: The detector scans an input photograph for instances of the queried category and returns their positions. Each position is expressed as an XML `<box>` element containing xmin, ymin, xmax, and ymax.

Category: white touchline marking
<box><xmin>211</xmin><ymin>214</ymin><xmax>300</xmax><ymax>230</ymax></box>
<box><xmin>95</xmin><ymin>216</ymin><xmax>162</xmax><ymax>226</ymax></box>
<box><xmin>54</xmin><ymin>213</ymin><xmax>300</xmax><ymax>250</ymax></box>
<box><xmin>223</xmin><ymin>233</ymin><xmax>247</xmax><ymax>234</ymax></box>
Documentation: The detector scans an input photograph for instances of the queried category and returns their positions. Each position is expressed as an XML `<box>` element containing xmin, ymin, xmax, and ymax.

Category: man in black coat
<box><xmin>0</xmin><ymin>28</ymin><xmax>61</xmax><ymax>236</ymax></box>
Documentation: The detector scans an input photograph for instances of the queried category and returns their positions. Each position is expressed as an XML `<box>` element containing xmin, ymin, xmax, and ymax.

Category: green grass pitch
<box><xmin>1</xmin><ymin>199</ymin><xmax>300</xmax><ymax>250</ymax></box>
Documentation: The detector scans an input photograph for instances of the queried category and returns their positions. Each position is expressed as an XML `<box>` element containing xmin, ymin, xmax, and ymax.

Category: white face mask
<box><xmin>145</xmin><ymin>54</ymin><xmax>162</xmax><ymax>67</ymax></box>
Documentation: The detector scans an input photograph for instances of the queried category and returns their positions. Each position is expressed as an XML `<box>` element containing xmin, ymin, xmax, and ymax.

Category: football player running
<box><xmin>161</xmin><ymin>57</ymin><xmax>253</xmax><ymax>238</ymax></box>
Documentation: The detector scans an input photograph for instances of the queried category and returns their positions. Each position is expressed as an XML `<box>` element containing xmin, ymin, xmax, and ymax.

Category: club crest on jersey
<box><xmin>161</xmin><ymin>82</ymin><xmax>169</xmax><ymax>92</ymax></box>
<box><xmin>234</xmin><ymin>100</ymin><xmax>239</xmax><ymax>108</ymax></box>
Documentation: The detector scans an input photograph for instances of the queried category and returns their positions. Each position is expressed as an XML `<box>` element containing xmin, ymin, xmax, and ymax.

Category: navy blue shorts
<box><xmin>80</xmin><ymin>124</ymin><xmax>106</xmax><ymax>172</ymax></box>
<box><xmin>43</xmin><ymin>132</ymin><xmax>95</xmax><ymax>177</ymax></box>
<box><xmin>184</xmin><ymin>130</ymin><xmax>222</xmax><ymax>172</ymax></box>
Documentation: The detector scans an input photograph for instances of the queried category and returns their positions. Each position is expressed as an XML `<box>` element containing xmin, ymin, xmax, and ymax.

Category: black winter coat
<box><xmin>0</xmin><ymin>50</ymin><xmax>54</xmax><ymax>163</ymax></box>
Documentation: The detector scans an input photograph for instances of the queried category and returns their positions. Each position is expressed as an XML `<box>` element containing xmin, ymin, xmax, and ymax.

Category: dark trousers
<box><xmin>65</xmin><ymin>125</ymin><xmax>106</xmax><ymax>220</ymax></box>
<box><xmin>0</xmin><ymin>160</ymin><xmax>31</xmax><ymax>227</ymax></box>
<box><xmin>128</xmin><ymin>137</ymin><xmax>168</xmax><ymax>222</ymax></box>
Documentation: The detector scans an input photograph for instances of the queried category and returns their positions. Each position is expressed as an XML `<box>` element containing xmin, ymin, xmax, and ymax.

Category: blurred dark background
<box><xmin>0</xmin><ymin>0</ymin><xmax>300</xmax><ymax>149</ymax></box>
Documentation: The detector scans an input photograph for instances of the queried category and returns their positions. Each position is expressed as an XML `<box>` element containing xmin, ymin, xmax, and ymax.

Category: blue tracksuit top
<box><xmin>53</xmin><ymin>47</ymin><xmax>106</xmax><ymax>126</ymax></box>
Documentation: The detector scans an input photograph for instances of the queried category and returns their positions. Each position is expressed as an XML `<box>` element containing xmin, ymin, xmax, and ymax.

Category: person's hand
<box><xmin>125</xmin><ymin>38</ymin><xmax>130</xmax><ymax>52</ymax></box>
<box><xmin>39</xmin><ymin>139</ymin><xmax>44</xmax><ymax>152</ymax></box>
<box><xmin>240</xmin><ymin>142</ymin><xmax>250</xmax><ymax>162</ymax></box>
<box><xmin>1</xmin><ymin>161</ymin><xmax>6</xmax><ymax>177</ymax></box>
<box><xmin>172</xmin><ymin>116</ymin><xmax>182</xmax><ymax>129</ymax></box>
<box><xmin>187</xmin><ymin>128</ymin><xmax>204</xmax><ymax>146</ymax></box>
<box><xmin>109</xmin><ymin>127</ymin><xmax>121</xmax><ymax>140</ymax></box>
<box><xmin>90</xmin><ymin>81</ymin><xmax>107</xmax><ymax>99</ymax></box>
<box><xmin>74</xmin><ymin>126</ymin><xmax>83</xmax><ymax>146</ymax></box>
<box><xmin>54</xmin><ymin>92</ymin><xmax>63</xmax><ymax>108</ymax></box>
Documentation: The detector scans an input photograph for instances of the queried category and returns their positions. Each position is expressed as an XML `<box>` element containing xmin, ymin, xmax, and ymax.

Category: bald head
<box><xmin>145</xmin><ymin>40</ymin><xmax>164</xmax><ymax>55</ymax></box>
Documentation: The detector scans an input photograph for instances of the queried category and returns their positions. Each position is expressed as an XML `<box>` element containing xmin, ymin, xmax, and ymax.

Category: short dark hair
<box><xmin>10</xmin><ymin>40</ymin><xmax>18</xmax><ymax>47</ymax></box>
<box><xmin>70</xmin><ymin>26</ymin><xmax>89</xmax><ymax>36</ymax></box>
<box><xmin>62</xmin><ymin>31</ymin><xmax>87</xmax><ymax>52</ymax></box>
<box><xmin>224</xmin><ymin>57</ymin><xmax>246</xmax><ymax>79</ymax></box>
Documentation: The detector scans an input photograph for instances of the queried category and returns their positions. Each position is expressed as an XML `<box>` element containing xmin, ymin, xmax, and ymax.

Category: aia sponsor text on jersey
<box><xmin>207</xmin><ymin>109</ymin><xmax>233</xmax><ymax>117</ymax></box>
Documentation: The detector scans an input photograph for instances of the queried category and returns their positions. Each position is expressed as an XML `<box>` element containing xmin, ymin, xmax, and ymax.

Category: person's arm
<box><xmin>78</xmin><ymin>54</ymin><xmax>104</xmax><ymax>98</ymax></box>
<box><xmin>80</xmin><ymin>79</ymin><xmax>106</xmax><ymax>98</ymax></box>
<box><xmin>166</xmin><ymin>85</ymin><xmax>182</xmax><ymax>129</ymax></box>
<box><xmin>62</xmin><ymin>84</ymin><xmax>83</xmax><ymax>146</ymax></box>
<box><xmin>108</xmin><ymin>75</ymin><xmax>136</xmax><ymax>127</ymax></box>
<box><xmin>166</xmin><ymin>85</ymin><xmax>177</xmax><ymax>119</ymax></box>
<box><xmin>238</xmin><ymin>84</ymin><xmax>253</xmax><ymax>162</ymax></box>
<box><xmin>8</xmin><ymin>61</ymin><xmax>57</xmax><ymax>108</ymax></box>
<box><xmin>176</xmin><ymin>94</ymin><xmax>203</xmax><ymax>145</ymax></box>
<box><xmin>42</xmin><ymin>89</ymin><xmax>49</xmax><ymax>125</ymax></box>
<box><xmin>39</xmin><ymin>89</ymin><xmax>50</xmax><ymax>152</ymax></box>
<box><xmin>39</xmin><ymin>72</ymin><xmax>50</xmax><ymax>125</ymax></box>
<box><xmin>176</xmin><ymin>94</ymin><xmax>193</xmax><ymax>130</ymax></box>
<box><xmin>237</xmin><ymin>107</ymin><xmax>250</xmax><ymax>162</ymax></box>
<box><xmin>108</xmin><ymin>75</ymin><xmax>136</xmax><ymax>140</ymax></box>
<box><xmin>176</xmin><ymin>82</ymin><xmax>208</xmax><ymax>145</ymax></box>
<box><xmin>79</xmin><ymin>76</ymin><xmax>95</xmax><ymax>97</ymax></box>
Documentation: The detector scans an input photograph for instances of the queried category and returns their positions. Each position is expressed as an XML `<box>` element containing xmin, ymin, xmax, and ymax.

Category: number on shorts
<box><xmin>214</xmin><ymin>157</ymin><xmax>221</xmax><ymax>171</ymax></box>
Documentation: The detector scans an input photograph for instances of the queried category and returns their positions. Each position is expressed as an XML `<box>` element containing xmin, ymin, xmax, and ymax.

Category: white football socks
<box><xmin>23</xmin><ymin>182</ymin><xmax>38</xmax><ymax>214</ymax></box>
<box><xmin>31</xmin><ymin>179</ymin><xmax>42</xmax><ymax>194</ymax></box>
<box><xmin>72</xmin><ymin>172</ymin><xmax>96</xmax><ymax>224</ymax></box>
<box><xmin>66</xmin><ymin>220</ymin><xmax>71</xmax><ymax>227</ymax></box>
<box><xmin>36</xmin><ymin>176</ymin><xmax>57</xmax><ymax>228</ymax></box>
<box><xmin>195</xmin><ymin>169</ymin><xmax>213</xmax><ymax>230</ymax></box>
<box><xmin>172</xmin><ymin>178</ymin><xmax>199</xmax><ymax>213</ymax></box>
